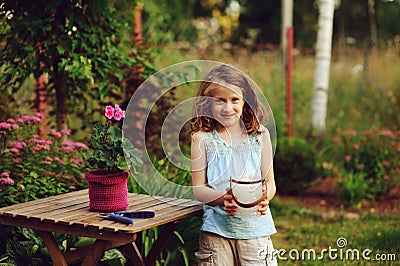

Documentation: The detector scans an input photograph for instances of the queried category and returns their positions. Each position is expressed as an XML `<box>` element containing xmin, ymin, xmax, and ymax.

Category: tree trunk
<box><xmin>310</xmin><ymin>0</ymin><xmax>335</xmax><ymax>136</ymax></box>
<box><xmin>53</xmin><ymin>6</ymin><xmax>68</xmax><ymax>131</ymax></box>
<box><xmin>36</xmin><ymin>42</ymin><xmax>48</xmax><ymax>138</ymax></box>
<box><xmin>281</xmin><ymin>0</ymin><xmax>293</xmax><ymax>66</ymax></box>
<box><xmin>367</xmin><ymin>0</ymin><xmax>378</xmax><ymax>49</ymax></box>
<box><xmin>54</xmin><ymin>71</ymin><xmax>68</xmax><ymax>131</ymax></box>
<box><xmin>133</xmin><ymin>5</ymin><xmax>143</xmax><ymax>47</ymax></box>
<box><xmin>132</xmin><ymin>4</ymin><xmax>144</xmax><ymax>82</ymax></box>
<box><xmin>36</xmin><ymin>73</ymin><xmax>48</xmax><ymax>138</ymax></box>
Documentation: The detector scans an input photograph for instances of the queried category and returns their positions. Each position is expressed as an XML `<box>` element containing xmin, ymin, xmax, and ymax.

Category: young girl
<box><xmin>191</xmin><ymin>64</ymin><xmax>277</xmax><ymax>265</ymax></box>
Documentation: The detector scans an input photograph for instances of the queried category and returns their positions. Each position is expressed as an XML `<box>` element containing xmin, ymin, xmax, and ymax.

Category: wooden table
<box><xmin>0</xmin><ymin>189</ymin><xmax>203</xmax><ymax>266</ymax></box>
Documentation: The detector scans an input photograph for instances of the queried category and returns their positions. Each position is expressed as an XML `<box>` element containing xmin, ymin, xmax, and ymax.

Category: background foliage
<box><xmin>1</xmin><ymin>0</ymin><xmax>400</xmax><ymax>265</ymax></box>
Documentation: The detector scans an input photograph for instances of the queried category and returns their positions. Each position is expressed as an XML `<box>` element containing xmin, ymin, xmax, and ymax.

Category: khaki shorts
<box><xmin>195</xmin><ymin>231</ymin><xmax>278</xmax><ymax>266</ymax></box>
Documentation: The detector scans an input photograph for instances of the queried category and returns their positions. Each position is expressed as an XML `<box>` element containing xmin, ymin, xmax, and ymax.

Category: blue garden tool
<box><xmin>114</xmin><ymin>211</ymin><xmax>155</xmax><ymax>219</ymax></box>
<box><xmin>99</xmin><ymin>211</ymin><xmax>155</xmax><ymax>225</ymax></box>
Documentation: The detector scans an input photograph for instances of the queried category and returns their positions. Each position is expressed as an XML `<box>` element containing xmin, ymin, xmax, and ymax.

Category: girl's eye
<box><xmin>214</xmin><ymin>99</ymin><xmax>224</xmax><ymax>104</ymax></box>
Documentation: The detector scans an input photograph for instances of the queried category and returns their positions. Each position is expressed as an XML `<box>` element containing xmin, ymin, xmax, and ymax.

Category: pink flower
<box><xmin>50</xmin><ymin>129</ymin><xmax>62</xmax><ymax>138</ymax></box>
<box><xmin>1</xmin><ymin>172</ymin><xmax>9</xmax><ymax>178</ymax></box>
<box><xmin>62</xmin><ymin>139</ymin><xmax>89</xmax><ymax>150</ymax></box>
<box><xmin>74</xmin><ymin>142</ymin><xmax>89</xmax><ymax>150</ymax></box>
<box><xmin>0</xmin><ymin>121</ymin><xmax>18</xmax><ymax>130</ymax></box>
<box><xmin>105</xmin><ymin>105</ymin><xmax>115</xmax><ymax>119</ymax></box>
<box><xmin>383</xmin><ymin>175</ymin><xmax>390</xmax><ymax>181</ymax></box>
<box><xmin>6</xmin><ymin>118</ymin><xmax>15</xmax><ymax>123</ymax></box>
<box><xmin>70</xmin><ymin>157</ymin><xmax>84</xmax><ymax>165</ymax></box>
<box><xmin>344</xmin><ymin>129</ymin><xmax>357</xmax><ymax>136</ymax></box>
<box><xmin>353</xmin><ymin>144</ymin><xmax>360</xmax><ymax>150</ymax></box>
<box><xmin>104</xmin><ymin>104</ymin><xmax>125</xmax><ymax>120</ymax></box>
<box><xmin>33</xmin><ymin>144</ymin><xmax>50</xmax><ymax>152</ymax></box>
<box><xmin>379</xmin><ymin>130</ymin><xmax>394</xmax><ymax>138</ymax></box>
<box><xmin>54</xmin><ymin>157</ymin><xmax>65</xmax><ymax>164</ymax></box>
<box><xmin>345</xmin><ymin>155</ymin><xmax>351</xmax><ymax>162</ymax></box>
<box><xmin>35</xmin><ymin>113</ymin><xmax>45</xmax><ymax>119</ymax></box>
<box><xmin>332</xmin><ymin>137</ymin><xmax>341</xmax><ymax>143</ymax></box>
<box><xmin>0</xmin><ymin>173</ymin><xmax>14</xmax><ymax>185</ymax></box>
<box><xmin>31</xmin><ymin>139</ymin><xmax>52</xmax><ymax>145</ymax></box>
<box><xmin>62</xmin><ymin>146</ymin><xmax>74</xmax><ymax>152</ymax></box>
<box><xmin>30</xmin><ymin>115</ymin><xmax>41</xmax><ymax>123</ymax></box>
<box><xmin>0</xmin><ymin>177</ymin><xmax>14</xmax><ymax>185</ymax></box>
<box><xmin>60</xmin><ymin>129</ymin><xmax>71</xmax><ymax>136</ymax></box>
<box><xmin>9</xmin><ymin>148</ymin><xmax>19</xmax><ymax>154</ymax></box>
<box><xmin>18</xmin><ymin>115</ymin><xmax>40</xmax><ymax>124</ymax></box>
<box><xmin>114</xmin><ymin>104</ymin><xmax>125</xmax><ymax>121</ymax></box>
<box><xmin>0</xmin><ymin>122</ymin><xmax>11</xmax><ymax>129</ymax></box>
<box><xmin>13</xmin><ymin>141</ymin><xmax>26</xmax><ymax>149</ymax></box>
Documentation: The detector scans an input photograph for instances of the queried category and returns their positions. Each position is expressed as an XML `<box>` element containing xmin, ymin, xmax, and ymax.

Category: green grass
<box><xmin>271</xmin><ymin>197</ymin><xmax>399</xmax><ymax>265</ymax></box>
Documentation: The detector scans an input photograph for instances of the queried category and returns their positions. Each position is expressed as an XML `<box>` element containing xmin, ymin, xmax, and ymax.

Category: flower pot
<box><xmin>85</xmin><ymin>170</ymin><xmax>130</xmax><ymax>212</ymax></box>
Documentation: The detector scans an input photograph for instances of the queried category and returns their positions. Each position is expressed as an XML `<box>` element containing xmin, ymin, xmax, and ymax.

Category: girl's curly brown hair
<box><xmin>191</xmin><ymin>64</ymin><xmax>264</xmax><ymax>135</ymax></box>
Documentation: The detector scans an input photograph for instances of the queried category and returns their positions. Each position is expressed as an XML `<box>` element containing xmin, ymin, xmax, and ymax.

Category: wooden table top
<box><xmin>0</xmin><ymin>189</ymin><xmax>203</xmax><ymax>240</ymax></box>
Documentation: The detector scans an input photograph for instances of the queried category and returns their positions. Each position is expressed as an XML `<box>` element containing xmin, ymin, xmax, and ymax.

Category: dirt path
<box><xmin>278</xmin><ymin>177</ymin><xmax>400</xmax><ymax>216</ymax></box>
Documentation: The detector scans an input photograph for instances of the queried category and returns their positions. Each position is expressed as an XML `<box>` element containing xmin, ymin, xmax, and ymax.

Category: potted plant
<box><xmin>84</xmin><ymin>104</ymin><xmax>142</xmax><ymax>212</ymax></box>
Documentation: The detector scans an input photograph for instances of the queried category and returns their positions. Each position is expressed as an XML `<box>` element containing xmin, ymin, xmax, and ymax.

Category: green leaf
<box><xmin>173</xmin><ymin>231</ymin><xmax>185</xmax><ymax>244</ymax></box>
<box><xmin>108</xmin><ymin>126</ymin><xmax>122</xmax><ymax>141</ymax></box>
<box><xmin>30</xmin><ymin>172</ymin><xmax>38</xmax><ymax>178</ymax></box>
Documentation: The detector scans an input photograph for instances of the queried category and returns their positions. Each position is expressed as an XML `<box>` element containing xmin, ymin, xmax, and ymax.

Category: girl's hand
<box><xmin>224</xmin><ymin>188</ymin><xmax>238</xmax><ymax>216</ymax></box>
<box><xmin>258</xmin><ymin>184</ymin><xmax>269</xmax><ymax>215</ymax></box>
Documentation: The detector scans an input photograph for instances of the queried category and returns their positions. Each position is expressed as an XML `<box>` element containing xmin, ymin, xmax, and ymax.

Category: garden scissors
<box><xmin>99</xmin><ymin>210</ymin><xmax>155</xmax><ymax>225</ymax></box>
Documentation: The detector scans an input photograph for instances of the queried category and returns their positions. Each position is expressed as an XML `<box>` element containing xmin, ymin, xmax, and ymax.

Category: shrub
<box><xmin>274</xmin><ymin>137</ymin><xmax>319</xmax><ymax>195</ymax></box>
<box><xmin>337</xmin><ymin>128</ymin><xmax>400</xmax><ymax>197</ymax></box>
<box><xmin>337</xmin><ymin>171</ymin><xmax>371</xmax><ymax>207</ymax></box>
<box><xmin>0</xmin><ymin>114</ymin><xmax>88</xmax><ymax>206</ymax></box>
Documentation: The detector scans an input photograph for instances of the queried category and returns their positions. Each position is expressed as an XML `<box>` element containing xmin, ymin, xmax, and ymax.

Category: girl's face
<box><xmin>209</xmin><ymin>85</ymin><xmax>245</xmax><ymax>129</ymax></box>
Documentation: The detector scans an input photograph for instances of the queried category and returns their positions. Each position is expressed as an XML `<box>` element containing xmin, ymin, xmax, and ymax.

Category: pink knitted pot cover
<box><xmin>85</xmin><ymin>170</ymin><xmax>129</xmax><ymax>212</ymax></box>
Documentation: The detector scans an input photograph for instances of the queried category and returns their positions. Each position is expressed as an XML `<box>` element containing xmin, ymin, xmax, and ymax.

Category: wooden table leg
<box><xmin>144</xmin><ymin>220</ymin><xmax>179</xmax><ymax>265</ymax></box>
<box><xmin>119</xmin><ymin>241</ymin><xmax>146</xmax><ymax>266</ymax></box>
<box><xmin>81</xmin><ymin>239</ymin><xmax>109</xmax><ymax>266</ymax></box>
<box><xmin>37</xmin><ymin>231</ymin><xmax>68</xmax><ymax>266</ymax></box>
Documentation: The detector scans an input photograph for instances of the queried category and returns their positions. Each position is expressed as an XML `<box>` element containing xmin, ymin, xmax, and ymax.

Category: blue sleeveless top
<box><xmin>201</xmin><ymin>129</ymin><xmax>277</xmax><ymax>239</ymax></box>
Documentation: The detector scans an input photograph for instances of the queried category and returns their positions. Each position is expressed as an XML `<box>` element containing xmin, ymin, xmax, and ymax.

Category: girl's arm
<box><xmin>191</xmin><ymin>131</ymin><xmax>226</xmax><ymax>206</ymax></box>
<box><xmin>258</xmin><ymin>130</ymin><xmax>276</xmax><ymax>215</ymax></box>
<box><xmin>261</xmin><ymin>129</ymin><xmax>276</xmax><ymax>201</ymax></box>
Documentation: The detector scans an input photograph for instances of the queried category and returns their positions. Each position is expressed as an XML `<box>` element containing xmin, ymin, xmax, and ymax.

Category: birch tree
<box><xmin>310</xmin><ymin>0</ymin><xmax>335</xmax><ymax>136</ymax></box>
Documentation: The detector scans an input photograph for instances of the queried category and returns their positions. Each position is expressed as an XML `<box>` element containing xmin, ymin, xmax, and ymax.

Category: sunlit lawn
<box><xmin>270</xmin><ymin>197</ymin><xmax>399</xmax><ymax>265</ymax></box>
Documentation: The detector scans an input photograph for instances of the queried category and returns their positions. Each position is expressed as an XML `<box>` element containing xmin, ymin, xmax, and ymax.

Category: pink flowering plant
<box><xmin>84</xmin><ymin>104</ymin><xmax>142</xmax><ymax>175</ymax></box>
<box><xmin>336</xmin><ymin>128</ymin><xmax>400</xmax><ymax>201</ymax></box>
<box><xmin>0</xmin><ymin>113</ymin><xmax>88</xmax><ymax>206</ymax></box>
